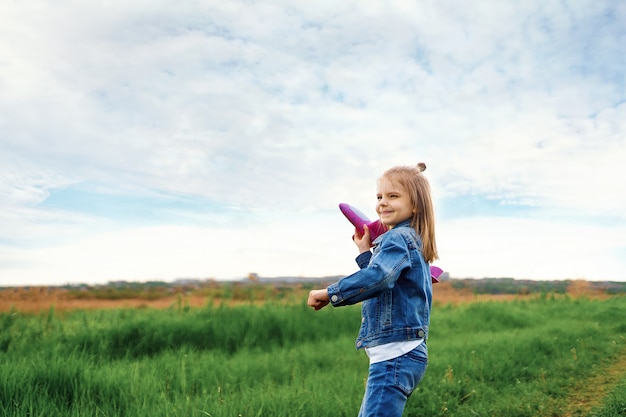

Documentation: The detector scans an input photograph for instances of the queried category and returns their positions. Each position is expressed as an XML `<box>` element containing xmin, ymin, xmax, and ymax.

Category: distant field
<box><xmin>1</xmin><ymin>278</ymin><xmax>624</xmax><ymax>313</ymax></box>
<box><xmin>0</xmin><ymin>283</ymin><xmax>624</xmax><ymax>416</ymax></box>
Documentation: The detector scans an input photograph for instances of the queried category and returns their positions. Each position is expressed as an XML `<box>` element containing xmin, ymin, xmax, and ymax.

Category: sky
<box><xmin>1</xmin><ymin>0</ymin><xmax>625</xmax><ymax>287</ymax></box>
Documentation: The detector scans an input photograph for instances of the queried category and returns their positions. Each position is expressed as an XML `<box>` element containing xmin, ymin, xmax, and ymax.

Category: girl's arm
<box><xmin>327</xmin><ymin>232</ymin><xmax>411</xmax><ymax>307</ymax></box>
<box><xmin>307</xmin><ymin>225</ymin><xmax>376</xmax><ymax>311</ymax></box>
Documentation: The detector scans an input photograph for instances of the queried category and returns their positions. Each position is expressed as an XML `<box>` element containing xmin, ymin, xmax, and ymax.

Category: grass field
<box><xmin>0</xmin><ymin>285</ymin><xmax>625</xmax><ymax>416</ymax></box>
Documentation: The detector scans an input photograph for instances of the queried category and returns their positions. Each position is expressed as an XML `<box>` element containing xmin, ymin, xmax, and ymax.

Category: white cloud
<box><xmin>0</xmin><ymin>0</ymin><xmax>625</xmax><ymax>284</ymax></box>
<box><xmin>438</xmin><ymin>217</ymin><xmax>626</xmax><ymax>281</ymax></box>
<box><xmin>0</xmin><ymin>215</ymin><xmax>360</xmax><ymax>286</ymax></box>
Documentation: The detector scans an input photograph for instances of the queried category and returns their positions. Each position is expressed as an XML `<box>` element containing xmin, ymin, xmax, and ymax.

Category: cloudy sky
<box><xmin>1</xmin><ymin>0</ymin><xmax>625</xmax><ymax>287</ymax></box>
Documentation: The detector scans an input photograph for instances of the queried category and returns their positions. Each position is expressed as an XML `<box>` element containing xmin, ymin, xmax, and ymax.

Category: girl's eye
<box><xmin>376</xmin><ymin>195</ymin><xmax>382</xmax><ymax>200</ymax></box>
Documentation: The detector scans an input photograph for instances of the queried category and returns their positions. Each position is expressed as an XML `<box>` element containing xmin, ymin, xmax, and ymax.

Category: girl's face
<box><xmin>376</xmin><ymin>176</ymin><xmax>414</xmax><ymax>228</ymax></box>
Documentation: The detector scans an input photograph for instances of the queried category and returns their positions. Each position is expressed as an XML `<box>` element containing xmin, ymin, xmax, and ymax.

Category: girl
<box><xmin>307</xmin><ymin>162</ymin><xmax>438</xmax><ymax>417</ymax></box>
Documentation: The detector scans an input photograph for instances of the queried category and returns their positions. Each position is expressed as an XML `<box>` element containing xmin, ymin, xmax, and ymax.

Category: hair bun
<box><xmin>417</xmin><ymin>162</ymin><xmax>426</xmax><ymax>172</ymax></box>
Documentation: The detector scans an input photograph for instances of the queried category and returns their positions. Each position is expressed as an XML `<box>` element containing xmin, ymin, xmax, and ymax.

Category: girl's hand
<box><xmin>307</xmin><ymin>289</ymin><xmax>330</xmax><ymax>310</ymax></box>
<box><xmin>353</xmin><ymin>224</ymin><xmax>372</xmax><ymax>253</ymax></box>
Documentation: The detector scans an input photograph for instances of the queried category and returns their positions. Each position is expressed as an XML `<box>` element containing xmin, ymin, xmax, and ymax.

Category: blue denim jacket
<box><xmin>327</xmin><ymin>220</ymin><xmax>432</xmax><ymax>350</ymax></box>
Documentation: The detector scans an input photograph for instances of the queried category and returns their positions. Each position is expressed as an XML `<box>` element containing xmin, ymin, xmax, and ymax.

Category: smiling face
<box><xmin>376</xmin><ymin>176</ymin><xmax>415</xmax><ymax>228</ymax></box>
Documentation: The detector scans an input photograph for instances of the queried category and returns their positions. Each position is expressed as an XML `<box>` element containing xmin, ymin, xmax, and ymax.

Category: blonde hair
<box><xmin>381</xmin><ymin>162</ymin><xmax>438</xmax><ymax>263</ymax></box>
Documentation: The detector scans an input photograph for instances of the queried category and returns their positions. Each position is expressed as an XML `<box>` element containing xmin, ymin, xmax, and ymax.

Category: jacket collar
<box><xmin>373</xmin><ymin>219</ymin><xmax>412</xmax><ymax>245</ymax></box>
<box><xmin>391</xmin><ymin>219</ymin><xmax>412</xmax><ymax>229</ymax></box>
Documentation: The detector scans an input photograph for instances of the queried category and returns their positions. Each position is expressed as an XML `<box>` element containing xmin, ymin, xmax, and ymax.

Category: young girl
<box><xmin>307</xmin><ymin>162</ymin><xmax>438</xmax><ymax>417</ymax></box>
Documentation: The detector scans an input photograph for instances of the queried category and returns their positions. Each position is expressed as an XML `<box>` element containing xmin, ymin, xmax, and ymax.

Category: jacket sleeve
<box><xmin>355</xmin><ymin>251</ymin><xmax>372</xmax><ymax>269</ymax></box>
<box><xmin>327</xmin><ymin>232</ymin><xmax>410</xmax><ymax>307</ymax></box>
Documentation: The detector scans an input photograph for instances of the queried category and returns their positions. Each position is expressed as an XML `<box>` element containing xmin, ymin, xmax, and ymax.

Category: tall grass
<box><xmin>0</xmin><ymin>296</ymin><xmax>624</xmax><ymax>416</ymax></box>
<box><xmin>419</xmin><ymin>296</ymin><xmax>626</xmax><ymax>416</ymax></box>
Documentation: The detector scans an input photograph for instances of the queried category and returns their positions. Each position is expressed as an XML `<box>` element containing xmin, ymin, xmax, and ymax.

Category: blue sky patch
<box><xmin>438</xmin><ymin>194</ymin><xmax>536</xmax><ymax>220</ymax></box>
<box><xmin>38</xmin><ymin>183</ymin><xmax>227</xmax><ymax>226</ymax></box>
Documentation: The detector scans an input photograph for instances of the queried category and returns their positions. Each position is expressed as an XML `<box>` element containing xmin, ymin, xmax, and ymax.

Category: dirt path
<box><xmin>557</xmin><ymin>345</ymin><xmax>626</xmax><ymax>416</ymax></box>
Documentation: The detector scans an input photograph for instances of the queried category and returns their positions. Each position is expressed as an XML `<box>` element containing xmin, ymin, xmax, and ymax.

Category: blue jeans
<box><xmin>358</xmin><ymin>343</ymin><xmax>428</xmax><ymax>417</ymax></box>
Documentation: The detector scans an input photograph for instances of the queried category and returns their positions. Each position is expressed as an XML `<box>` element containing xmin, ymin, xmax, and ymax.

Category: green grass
<box><xmin>0</xmin><ymin>296</ymin><xmax>624</xmax><ymax>416</ymax></box>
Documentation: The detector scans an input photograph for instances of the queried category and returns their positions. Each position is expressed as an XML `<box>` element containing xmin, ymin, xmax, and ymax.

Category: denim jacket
<box><xmin>327</xmin><ymin>220</ymin><xmax>432</xmax><ymax>350</ymax></box>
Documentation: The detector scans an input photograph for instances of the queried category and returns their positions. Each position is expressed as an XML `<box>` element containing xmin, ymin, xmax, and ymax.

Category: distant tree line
<box><xmin>449</xmin><ymin>278</ymin><xmax>626</xmax><ymax>295</ymax></box>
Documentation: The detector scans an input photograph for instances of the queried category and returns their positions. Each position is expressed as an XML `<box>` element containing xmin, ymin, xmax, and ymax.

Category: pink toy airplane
<box><xmin>339</xmin><ymin>203</ymin><xmax>442</xmax><ymax>283</ymax></box>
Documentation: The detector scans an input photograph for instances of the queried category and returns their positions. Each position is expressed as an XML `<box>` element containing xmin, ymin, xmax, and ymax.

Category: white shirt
<box><xmin>365</xmin><ymin>339</ymin><xmax>423</xmax><ymax>364</ymax></box>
